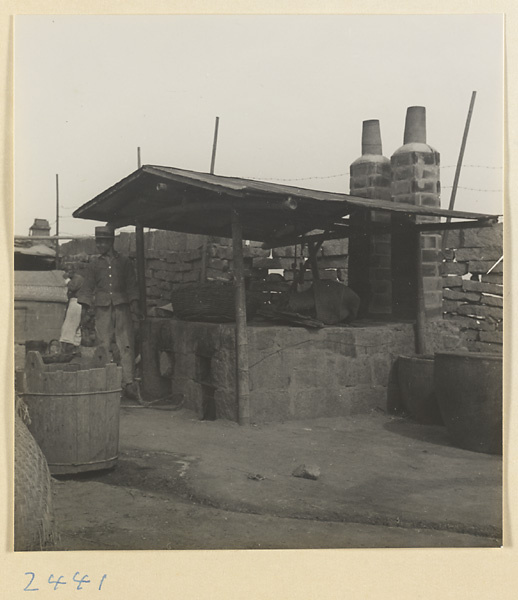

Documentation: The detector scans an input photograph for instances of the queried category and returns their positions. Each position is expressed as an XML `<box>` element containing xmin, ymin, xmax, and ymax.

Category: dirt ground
<box><xmin>49</xmin><ymin>406</ymin><xmax>502</xmax><ymax>551</ymax></box>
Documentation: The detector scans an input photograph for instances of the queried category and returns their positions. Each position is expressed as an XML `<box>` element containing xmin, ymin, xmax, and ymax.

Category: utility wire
<box><xmin>442</xmin><ymin>186</ymin><xmax>502</xmax><ymax>192</ymax></box>
<box><xmin>442</xmin><ymin>164</ymin><xmax>502</xmax><ymax>169</ymax></box>
<box><xmin>242</xmin><ymin>164</ymin><xmax>502</xmax><ymax>183</ymax></box>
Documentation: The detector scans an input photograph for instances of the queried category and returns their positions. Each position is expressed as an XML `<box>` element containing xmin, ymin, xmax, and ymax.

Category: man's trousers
<box><xmin>94</xmin><ymin>303</ymin><xmax>135</xmax><ymax>386</ymax></box>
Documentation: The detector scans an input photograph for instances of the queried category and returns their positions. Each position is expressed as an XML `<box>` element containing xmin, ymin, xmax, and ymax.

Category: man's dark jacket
<box><xmin>77</xmin><ymin>251</ymin><xmax>139</xmax><ymax>308</ymax></box>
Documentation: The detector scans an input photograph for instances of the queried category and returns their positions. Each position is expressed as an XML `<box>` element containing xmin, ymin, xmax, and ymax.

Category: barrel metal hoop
<box><xmin>20</xmin><ymin>389</ymin><xmax>122</xmax><ymax>397</ymax></box>
<box><xmin>48</xmin><ymin>455</ymin><xmax>119</xmax><ymax>467</ymax></box>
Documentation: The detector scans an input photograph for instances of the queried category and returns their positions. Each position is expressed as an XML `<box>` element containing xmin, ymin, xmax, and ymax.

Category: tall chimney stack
<box><xmin>390</xmin><ymin>106</ymin><xmax>442</xmax><ymax>320</ymax></box>
<box><xmin>349</xmin><ymin>119</ymin><xmax>392</xmax><ymax>316</ymax></box>
<box><xmin>403</xmin><ymin>106</ymin><xmax>427</xmax><ymax>144</ymax></box>
<box><xmin>362</xmin><ymin>119</ymin><xmax>383</xmax><ymax>155</ymax></box>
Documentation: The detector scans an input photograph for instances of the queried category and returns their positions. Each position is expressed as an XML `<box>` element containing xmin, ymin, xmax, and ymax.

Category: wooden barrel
<box><xmin>434</xmin><ymin>351</ymin><xmax>502</xmax><ymax>455</ymax></box>
<box><xmin>22</xmin><ymin>351</ymin><xmax>122</xmax><ymax>475</ymax></box>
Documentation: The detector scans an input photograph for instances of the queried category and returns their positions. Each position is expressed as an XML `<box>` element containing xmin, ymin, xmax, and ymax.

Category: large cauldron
<box><xmin>434</xmin><ymin>352</ymin><xmax>502</xmax><ymax>455</ymax></box>
<box><xmin>397</xmin><ymin>355</ymin><xmax>442</xmax><ymax>424</ymax></box>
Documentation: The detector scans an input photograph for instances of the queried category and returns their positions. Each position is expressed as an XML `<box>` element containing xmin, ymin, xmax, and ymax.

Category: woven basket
<box><xmin>14</xmin><ymin>409</ymin><xmax>57</xmax><ymax>551</ymax></box>
<box><xmin>171</xmin><ymin>283</ymin><xmax>264</xmax><ymax>322</ymax></box>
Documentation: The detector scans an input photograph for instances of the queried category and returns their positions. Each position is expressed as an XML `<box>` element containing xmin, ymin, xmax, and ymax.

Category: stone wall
<box><xmin>60</xmin><ymin>224</ymin><xmax>503</xmax><ymax>356</ymax></box>
<box><xmin>441</xmin><ymin>223</ymin><xmax>503</xmax><ymax>353</ymax></box>
<box><xmin>59</xmin><ymin>231</ymin><xmax>349</xmax><ymax>309</ymax></box>
<box><xmin>153</xmin><ymin>318</ymin><xmax>465</xmax><ymax>424</ymax></box>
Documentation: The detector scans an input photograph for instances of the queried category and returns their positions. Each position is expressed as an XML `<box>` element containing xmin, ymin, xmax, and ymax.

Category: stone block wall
<box><xmin>154</xmin><ymin>318</ymin><xmax>466</xmax><ymax>423</ymax></box>
<box><xmin>60</xmin><ymin>231</ymin><xmax>349</xmax><ymax>310</ymax></box>
<box><xmin>61</xmin><ymin>231</ymin><xmax>206</xmax><ymax>309</ymax></box>
<box><xmin>60</xmin><ymin>223</ymin><xmax>503</xmax><ymax>353</ymax></box>
<box><xmin>441</xmin><ymin>223</ymin><xmax>503</xmax><ymax>353</ymax></box>
<box><xmin>14</xmin><ymin>301</ymin><xmax>67</xmax><ymax>369</ymax></box>
<box><xmin>270</xmin><ymin>239</ymin><xmax>349</xmax><ymax>283</ymax></box>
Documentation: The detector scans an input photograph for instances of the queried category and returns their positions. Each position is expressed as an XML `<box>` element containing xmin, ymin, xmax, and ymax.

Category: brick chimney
<box><xmin>390</xmin><ymin>106</ymin><xmax>442</xmax><ymax>319</ymax></box>
<box><xmin>349</xmin><ymin>120</ymin><xmax>392</xmax><ymax>316</ymax></box>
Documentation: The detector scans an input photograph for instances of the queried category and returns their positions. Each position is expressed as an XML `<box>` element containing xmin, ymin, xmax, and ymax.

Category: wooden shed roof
<box><xmin>73</xmin><ymin>165</ymin><xmax>500</xmax><ymax>246</ymax></box>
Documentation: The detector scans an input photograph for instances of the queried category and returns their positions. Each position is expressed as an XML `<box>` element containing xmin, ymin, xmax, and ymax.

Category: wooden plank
<box><xmin>89</xmin><ymin>367</ymin><xmax>109</xmax><ymax>463</ymax></box>
<box><xmin>44</xmin><ymin>363</ymin><xmax>80</xmax><ymax>372</ymax></box>
<box><xmin>62</xmin><ymin>368</ymin><xmax>78</xmax><ymax>462</ymax></box>
<box><xmin>135</xmin><ymin>220</ymin><xmax>148</xmax><ymax>318</ymax></box>
<box><xmin>24</xmin><ymin>351</ymin><xmax>44</xmax><ymax>393</ymax></box>
<box><xmin>56</xmin><ymin>369</ymin><xmax>77</xmax><ymax>464</ymax></box>
<box><xmin>24</xmin><ymin>352</ymin><xmax>46</xmax><ymax>458</ymax></box>
<box><xmin>46</xmin><ymin>370</ymin><xmax>63</xmax><ymax>396</ymax></box>
<box><xmin>88</xmin><ymin>368</ymin><xmax>107</xmax><ymax>392</ymax></box>
<box><xmin>105</xmin><ymin>363</ymin><xmax>122</xmax><ymax>390</ymax></box>
<box><xmin>26</xmin><ymin>368</ymin><xmax>58</xmax><ymax>465</ymax></box>
<box><xmin>416</xmin><ymin>219</ymin><xmax>498</xmax><ymax>232</ymax></box>
<box><xmin>75</xmin><ymin>369</ymin><xmax>92</xmax><ymax>463</ymax></box>
<box><xmin>262</xmin><ymin>226</ymin><xmax>351</xmax><ymax>250</ymax></box>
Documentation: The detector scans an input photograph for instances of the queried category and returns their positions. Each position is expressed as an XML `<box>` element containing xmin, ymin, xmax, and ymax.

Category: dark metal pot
<box><xmin>397</xmin><ymin>355</ymin><xmax>443</xmax><ymax>425</ymax></box>
<box><xmin>434</xmin><ymin>351</ymin><xmax>502</xmax><ymax>455</ymax></box>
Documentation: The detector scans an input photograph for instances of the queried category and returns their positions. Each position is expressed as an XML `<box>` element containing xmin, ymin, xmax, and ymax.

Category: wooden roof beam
<box><xmin>262</xmin><ymin>224</ymin><xmax>350</xmax><ymax>249</ymax></box>
<box><xmin>414</xmin><ymin>217</ymin><xmax>499</xmax><ymax>232</ymax></box>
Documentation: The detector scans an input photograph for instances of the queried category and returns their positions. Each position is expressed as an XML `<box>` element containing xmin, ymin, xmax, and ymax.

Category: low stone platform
<box><xmin>153</xmin><ymin>318</ymin><xmax>464</xmax><ymax>424</ymax></box>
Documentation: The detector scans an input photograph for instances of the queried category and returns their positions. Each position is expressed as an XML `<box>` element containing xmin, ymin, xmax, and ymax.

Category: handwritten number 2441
<box><xmin>24</xmin><ymin>572</ymin><xmax>107</xmax><ymax>591</ymax></box>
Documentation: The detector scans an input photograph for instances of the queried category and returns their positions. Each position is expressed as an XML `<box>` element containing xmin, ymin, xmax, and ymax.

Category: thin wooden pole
<box><xmin>200</xmin><ymin>117</ymin><xmax>220</xmax><ymax>283</ymax></box>
<box><xmin>135</xmin><ymin>217</ymin><xmax>148</xmax><ymax>398</ymax></box>
<box><xmin>442</xmin><ymin>91</ymin><xmax>477</xmax><ymax>250</ymax></box>
<box><xmin>55</xmin><ymin>174</ymin><xmax>60</xmax><ymax>264</ymax></box>
<box><xmin>232</xmin><ymin>208</ymin><xmax>250</xmax><ymax>426</ymax></box>
<box><xmin>307</xmin><ymin>240</ymin><xmax>322</xmax><ymax>281</ymax></box>
<box><xmin>135</xmin><ymin>220</ymin><xmax>147</xmax><ymax>319</ymax></box>
<box><xmin>135</xmin><ymin>149</ymin><xmax>146</xmax><ymax>316</ymax></box>
<box><xmin>135</xmin><ymin>144</ymin><xmax>149</xmax><ymax>397</ymax></box>
<box><xmin>415</xmin><ymin>230</ymin><xmax>427</xmax><ymax>355</ymax></box>
<box><xmin>210</xmin><ymin>116</ymin><xmax>220</xmax><ymax>175</ymax></box>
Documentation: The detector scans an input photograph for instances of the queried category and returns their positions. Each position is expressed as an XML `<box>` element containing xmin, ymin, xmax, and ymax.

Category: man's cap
<box><xmin>95</xmin><ymin>225</ymin><xmax>115</xmax><ymax>239</ymax></box>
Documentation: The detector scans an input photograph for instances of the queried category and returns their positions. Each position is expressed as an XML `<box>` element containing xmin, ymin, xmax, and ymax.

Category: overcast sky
<box><xmin>14</xmin><ymin>14</ymin><xmax>503</xmax><ymax>237</ymax></box>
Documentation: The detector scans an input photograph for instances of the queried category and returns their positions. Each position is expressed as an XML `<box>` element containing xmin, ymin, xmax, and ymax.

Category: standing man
<box><xmin>77</xmin><ymin>226</ymin><xmax>140</xmax><ymax>399</ymax></box>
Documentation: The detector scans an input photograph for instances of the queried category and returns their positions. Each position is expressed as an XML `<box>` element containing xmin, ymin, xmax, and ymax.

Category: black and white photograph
<box><xmin>12</xmin><ymin>13</ymin><xmax>504</xmax><ymax>558</ymax></box>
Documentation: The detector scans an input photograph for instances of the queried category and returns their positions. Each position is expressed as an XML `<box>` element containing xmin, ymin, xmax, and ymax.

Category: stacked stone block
<box><xmin>390</xmin><ymin>106</ymin><xmax>442</xmax><ymax>319</ymax></box>
<box><xmin>442</xmin><ymin>224</ymin><xmax>503</xmax><ymax>353</ymax></box>
<box><xmin>60</xmin><ymin>231</ymin><xmax>276</xmax><ymax>309</ymax></box>
<box><xmin>271</xmin><ymin>239</ymin><xmax>348</xmax><ymax>283</ymax></box>
<box><xmin>155</xmin><ymin>317</ymin><xmax>465</xmax><ymax>423</ymax></box>
<box><xmin>349</xmin><ymin>119</ymin><xmax>392</xmax><ymax>316</ymax></box>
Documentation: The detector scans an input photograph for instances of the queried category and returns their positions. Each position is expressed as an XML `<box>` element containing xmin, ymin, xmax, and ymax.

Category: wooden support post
<box><xmin>55</xmin><ymin>174</ymin><xmax>60</xmax><ymax>265</ymax></box>
<box><xmin>200</xmin><ymin>116</ymin><xmax>220</xmax><ymax>282</ymax></box>
<box><xmin>200</xmin><ymin>241</ymin><xmax>208</xmax><ymax>282</ymax></box>
<box><xmin>415</xmin><ymin>230</ymin><xmax>427</xmax><ymax>355</ymax></box>
<box><xmin>231</xmin><ymin>208</ymin><xmax>250</xmax><ymax>426</ymax></box>
<box><xmin>135</xmin><ymin>220</ymin><xmax>147</xmax><ymax>318</ymax></box>
<box><xmin>307</xmin><ymin>240</ymin><xmax>322</xmax><ymax>281</ymax></box>
<box><xmin>135</xmin><ymin>220</ymin><xmax>169</xmax><ymax>400</ymax></box>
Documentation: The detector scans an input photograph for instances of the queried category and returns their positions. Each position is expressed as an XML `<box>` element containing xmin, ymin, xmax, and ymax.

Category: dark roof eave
<box><xmin>72</xmin><ymin>165</ymin><xmax>501</xmax><ymax>235</ymax></box>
